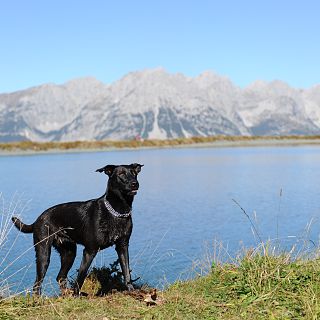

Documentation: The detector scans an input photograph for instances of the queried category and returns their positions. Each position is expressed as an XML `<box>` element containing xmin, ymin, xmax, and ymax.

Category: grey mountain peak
<box><xmin>0</xmin><ymin>68</ymin><xmax>319</xmax><ymax>142</ymax></box>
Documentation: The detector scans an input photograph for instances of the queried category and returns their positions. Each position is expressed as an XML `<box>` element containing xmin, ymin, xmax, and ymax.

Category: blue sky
<box><xmin>0</xmin><ymin>0</ymin><xmax>319</xmax><ymax>93</ymax></box>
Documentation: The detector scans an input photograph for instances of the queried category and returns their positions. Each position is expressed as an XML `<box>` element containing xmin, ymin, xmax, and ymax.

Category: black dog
<box><xmin>12</xmin><ymin>163</ymin><xmax>143</xmax><ymax>295</ymax></box>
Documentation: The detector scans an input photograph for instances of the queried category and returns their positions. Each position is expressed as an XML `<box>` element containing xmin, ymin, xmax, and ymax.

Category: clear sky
<box><xmin>0</xmin><ymin>0</ymin><xmax>319</xmax><ymax>93</ymax></box>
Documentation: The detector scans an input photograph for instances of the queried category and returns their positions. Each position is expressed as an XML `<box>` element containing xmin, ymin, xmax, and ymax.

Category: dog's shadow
<box><xmin>70</xmin><ymin>260</ymin><xmax>133</xmax><ymax>296</ymax></box>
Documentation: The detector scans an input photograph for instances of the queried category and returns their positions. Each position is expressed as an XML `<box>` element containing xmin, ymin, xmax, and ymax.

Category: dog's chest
<box><xmin>97</xmin><ymin>217</ymin><xmax>132</xmax><ymax>248</ymax></box>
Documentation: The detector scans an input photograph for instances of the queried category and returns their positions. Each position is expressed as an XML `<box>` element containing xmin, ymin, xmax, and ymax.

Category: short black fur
<box><xmin>12</xmin><ymin>163</ymin><xmax>143</xmax><ymax>295</ymax></box>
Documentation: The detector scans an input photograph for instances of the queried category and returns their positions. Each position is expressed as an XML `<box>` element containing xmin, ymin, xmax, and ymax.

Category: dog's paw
<box><xmin>126</xmin><ymin>283</ymin><xmax>134</xmax><ymax>291</ymax></box>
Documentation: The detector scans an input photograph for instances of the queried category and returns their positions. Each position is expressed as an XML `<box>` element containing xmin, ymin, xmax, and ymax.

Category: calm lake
<box><xmin>1</xmin><ymin>145</ymin><xmax>320</xmax><ymax>295</ymax></box>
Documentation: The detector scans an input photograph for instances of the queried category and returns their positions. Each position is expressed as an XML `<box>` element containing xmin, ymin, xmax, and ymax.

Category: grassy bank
<box><xmin>2</xmin><ymin>135</ymin><xmax>320</xmax><ymax>153</ymax></box>
<box><xmin>2</xmin><ymin>248</ymin><xmax>320</xmax><ymax>319</ymax></box>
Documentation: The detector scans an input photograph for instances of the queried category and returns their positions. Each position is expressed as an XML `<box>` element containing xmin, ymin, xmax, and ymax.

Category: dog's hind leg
<box><xmin>55</xmin><ymin>242</ymin><xmax>77</xmax><ymax>294</ymax></box>
<box><xmin>73</xmin><ymin>248</ymin><xmax>97</xmax><ymax>295</ymax></box>
<box><xmin>33</xmin><ymin>234</ymin><xmax>53</xmax><ymax>295</ymax></box>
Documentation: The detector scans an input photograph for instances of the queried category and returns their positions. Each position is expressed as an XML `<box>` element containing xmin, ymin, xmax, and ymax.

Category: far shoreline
<box><xmin>1</xmin><ymin>136</ymin><xmax>320</xmax><ymax>156</ymax></box>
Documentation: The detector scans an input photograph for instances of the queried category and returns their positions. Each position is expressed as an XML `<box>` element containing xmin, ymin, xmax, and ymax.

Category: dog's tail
<box><xmin>11</xmin><ymin>217</ymin><xmax>34</xmax><ymax>233</ymax></box>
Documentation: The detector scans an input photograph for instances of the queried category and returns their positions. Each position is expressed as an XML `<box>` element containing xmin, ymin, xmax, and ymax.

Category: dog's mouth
<box><xmin>129</xmin><ymin>189</ymin><xmax>138</xmax><ymax>195</ymax></box>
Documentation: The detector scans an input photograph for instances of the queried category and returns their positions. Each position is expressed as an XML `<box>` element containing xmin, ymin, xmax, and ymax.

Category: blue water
<box><xmin>1</xmin><ymin>145</ymin><xmax>320</xmax><ymax>295</ymax></box>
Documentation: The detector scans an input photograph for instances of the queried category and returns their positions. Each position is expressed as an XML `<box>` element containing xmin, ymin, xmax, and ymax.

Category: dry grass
<box><xmin>2</xmin><ymin>244</ymin><xmax>320</xmax><ymax>319</ymax></box>
<box><xmin>2</xmin><ymin>135</ymin><xmax>320</xmax><ymax>153</ymax></box>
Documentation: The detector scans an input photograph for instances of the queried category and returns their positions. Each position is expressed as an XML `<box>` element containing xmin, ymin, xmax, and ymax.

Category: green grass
<box><xmin>2</xmin><ymin>248</ymin><xmax>320</xmax><ymax>319</ymax></box>
<box><xmin>2</xmin><ymin>135</ymin><xmax>320</xmax><ymax>153</ymax></box>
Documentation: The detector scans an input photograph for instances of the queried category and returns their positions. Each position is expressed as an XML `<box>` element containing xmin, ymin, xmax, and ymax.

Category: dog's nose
<box><xmin>130</xmin><ymin>181</ymin><xmax>139</xmax><ymax>189</ymax></box>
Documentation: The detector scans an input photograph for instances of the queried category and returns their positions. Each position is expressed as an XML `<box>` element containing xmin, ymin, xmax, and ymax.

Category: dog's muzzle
<box><xmin>129</xmin><ymin>181</ymin><xmax>139</xmax><ymax>195</ymax></box>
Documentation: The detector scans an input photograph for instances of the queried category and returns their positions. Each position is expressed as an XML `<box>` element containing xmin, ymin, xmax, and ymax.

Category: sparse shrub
<box><xmin>71</xmin><ymin>260</ymin><xmax>142</xmax><ymax>296</ymax></box>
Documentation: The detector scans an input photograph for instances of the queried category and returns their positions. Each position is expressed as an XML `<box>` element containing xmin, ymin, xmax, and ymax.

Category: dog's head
<box><xmin>96</xmin><ymin>163</ymin><xmax>143</xmax><ymax>196</ymax></box>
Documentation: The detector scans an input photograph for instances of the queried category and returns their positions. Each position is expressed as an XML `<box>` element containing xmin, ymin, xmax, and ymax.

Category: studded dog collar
<box><xmin>104</xmin><ymin>198</ymin><xmax>132</xmax><ymax>218</ymax></box>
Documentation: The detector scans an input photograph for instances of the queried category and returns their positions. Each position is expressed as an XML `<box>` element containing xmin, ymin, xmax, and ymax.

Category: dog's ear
<box><xmin>95</xmin><ymin>165</ymin><xmax>117</xmax><ymax>176</ymax></box>
<box><xmin>130</xmin><ymin>163</ymin><xmax>144</xmax><ymax>175</ymax></box>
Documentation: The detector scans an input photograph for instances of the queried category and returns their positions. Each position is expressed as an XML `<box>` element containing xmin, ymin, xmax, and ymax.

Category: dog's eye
<box><xmin>119</xmin><ymin>172</ymin><xmax>127</xmax><ymax>180</ymax></box>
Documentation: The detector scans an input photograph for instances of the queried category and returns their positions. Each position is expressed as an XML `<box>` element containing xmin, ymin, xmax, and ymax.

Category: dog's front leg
<box><xmin>116</xmin><ymin>242</ymin><xmax>133</xmax><ymax>291</ymax></box>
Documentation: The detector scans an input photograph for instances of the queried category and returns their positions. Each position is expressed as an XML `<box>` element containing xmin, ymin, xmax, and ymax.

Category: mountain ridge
<box><xmin>0</xmin><ymin>68</ymin><xmax>319</xmax><ymax>142</ymax></box>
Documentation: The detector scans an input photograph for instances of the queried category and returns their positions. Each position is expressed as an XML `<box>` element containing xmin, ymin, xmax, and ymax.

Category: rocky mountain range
<box><xmin>0</xmin><ymin>68</ymin><xmax>320</xmax><ymax>142</ymax></box>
